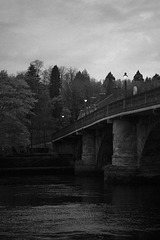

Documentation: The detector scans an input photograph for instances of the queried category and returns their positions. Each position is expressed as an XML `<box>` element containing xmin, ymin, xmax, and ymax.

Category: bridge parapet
<box><xmin>52</xmin><ymin>87</ymin><xmax>160</xmax><ymax>142</ymax></box>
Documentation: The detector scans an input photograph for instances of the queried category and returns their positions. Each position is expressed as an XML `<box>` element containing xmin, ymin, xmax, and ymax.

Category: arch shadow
<box><xmin>97</xmin><ymin>125</ymin><xmax>113</xmax><ymax>169</ymax></box>
<box><xmin>141</xmin><ymin>122</ymin><xmax>160</xmax><ymax>169</ymax></box>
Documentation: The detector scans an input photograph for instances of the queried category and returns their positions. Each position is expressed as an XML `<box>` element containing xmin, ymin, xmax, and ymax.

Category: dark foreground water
<box><xmin>0</xmin><ymin>175</ymin><xmax>160</xmax><ymax>240</ymax></box>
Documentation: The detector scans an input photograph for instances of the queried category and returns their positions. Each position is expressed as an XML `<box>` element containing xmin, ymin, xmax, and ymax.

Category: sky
<box><xmin>0</xmin><ymin>0</ymin><xmax>160</xmax><ymax>81</ymax></box>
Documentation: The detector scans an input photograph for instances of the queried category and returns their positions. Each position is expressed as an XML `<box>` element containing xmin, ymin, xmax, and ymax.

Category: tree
<box><xmin>149</xmin><ymin>74</ymin><xmax>160</xmax><ymax>89</ymax></box>
<box><xmin>25</xmin><ymin>63</ymin><xmax>40</xmax><ymax>95</ymax></box>
<box><xmin>41</xmin><ymin>66</ymin><xmax>52</xmax><ymax>85</ymax></box>
<box><xmin>90</xmin><ymin>78</ymin><xmax>102</xmax><ymax>102</ymax></box>
<box><xmin>60</xmin><ymin>67</ymin><xmax>77</xmax><ymax>122</ymax></box>
<box><xmin>0</xmin><ymin>71</ymin><xmax>36</xmax><ymax>153</ymax></box>
<box><xmin>31</xmin><ymin>83</ymin><xmax>56</xmax><ymax>146</ymax></box>
<box><xmin>50</xmin><ymin>95</ymin><xmax>63</xmax><ymax>125</ymax></box>
<box><xmin>30</xmin><ymin>59</ymin><xmax>43</xmax><ymax>77</ymax></box>
<box><xmin>133</xmin><ymin>70</ymin><xmax>144</xmax><ymax>82</ymax></box>
<box><xmin>48</xmin><ymin>66</ymin><xmax>63</xmax><ymax>120</ymax></box>
<box><xmin>25</xmin><ymin>63</ymin><xmax>57</xmax><ymax>146</ymax></box>
<box><xmin>145</xmin><ymin>77</ymin><xmax>152</xmax><ymax>83</ymax></box>
<box><xmin>49</xmin><ymin>65</ymin><xmax>61</xmax><ymax>98</ymax></box>
<box><xmin>24</xmin><ymin>63</ymin><xmax>43</xmax><ymax>147</ymax></box>
<box><xmin>152</xmin><ymin>73</ymin><xmax>160</xmax><ymax>82</ymax></box>
<box><xmin>102</xmin><ymin>72</ymin><xmax>116</xmax><ymax>96</ymax></box>
<box><xmin>60</xmin><ymin>67</ymin><xmax>102</xmax><ymax>122</ymax></box>
<box><xmin>71</xmin><ymin>70</ymin><xmax>92</xmax><ymax>120</ymax></box>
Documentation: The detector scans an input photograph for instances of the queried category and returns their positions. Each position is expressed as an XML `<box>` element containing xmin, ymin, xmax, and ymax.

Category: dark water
<box><xmin>0</xmin><ymin>175</ymin><xmax>160</xmax><ymax>240</ymax></box>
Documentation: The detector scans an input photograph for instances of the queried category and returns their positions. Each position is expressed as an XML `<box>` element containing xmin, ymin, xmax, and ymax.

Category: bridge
<box><xmin>52</xmin><ymin>86</ymin><xmax>160</xmax><ymax>182</ymax></box>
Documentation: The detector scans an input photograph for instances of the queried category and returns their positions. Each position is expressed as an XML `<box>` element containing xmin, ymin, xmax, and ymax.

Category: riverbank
<box><xmin>0</xmin><ymin>166</ymin><xmax>74</xmax><ymax>177</ymax></box>
<box><xmin>0</xmin><ymin>153</ymin><xmax>74</xmax><ymax>177</ymax></box>
<box><xmin>0</xmin><ymin>153</ymin><xmax>73</xmax><ymax>167</ymax></box>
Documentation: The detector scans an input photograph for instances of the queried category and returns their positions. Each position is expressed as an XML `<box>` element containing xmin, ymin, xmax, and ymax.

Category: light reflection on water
<box><xmin>0</xmin><ymin>175</ymin><xmax>160</xmax><ymax>239</ymax></box>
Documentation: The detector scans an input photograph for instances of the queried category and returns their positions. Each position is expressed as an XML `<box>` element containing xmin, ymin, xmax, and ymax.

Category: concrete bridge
<box><xmin>52</xmin><ymin>87</ymin><xmax>160</xmax><ymax>182</ymax></box>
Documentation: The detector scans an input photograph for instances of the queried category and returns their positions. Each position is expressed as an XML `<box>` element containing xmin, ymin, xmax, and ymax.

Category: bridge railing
<box><xmin>52</xmin><ymin>86</ymin><xmax>160</xmax><ymax>141</ymax></box>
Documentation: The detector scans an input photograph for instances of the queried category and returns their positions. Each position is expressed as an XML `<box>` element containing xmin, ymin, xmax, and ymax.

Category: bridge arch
<box><xmin>140</xmin><ymin>121</ymin><xmax>160</xmax><ymax>169</ymax></box>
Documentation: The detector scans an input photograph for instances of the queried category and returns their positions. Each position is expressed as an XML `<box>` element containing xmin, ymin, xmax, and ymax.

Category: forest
<box><xmin>1</xmin><ymin>59</ymin><xmax>160</xmax><ymax>154</ymax></box>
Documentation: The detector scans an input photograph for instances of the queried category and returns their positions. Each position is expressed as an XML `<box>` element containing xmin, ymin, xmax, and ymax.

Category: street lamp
<box><xmin>123</xmin><ymin>72</ymin><xmax>128</xmax><ymax>96</ymax></box>
<box><xmin>123</xmin><ymin>72</ymin><xmax>128</xmax><ymax>80</ymax></box>
<box><xmin>61</xmin><ymin>115</ymin><xmax>65</xmax><ymax>126</ymax></box>
<box><xmin>84</xmin><ymin>99</ymin><xmax>87</xmax><ymax>116</ymax></box>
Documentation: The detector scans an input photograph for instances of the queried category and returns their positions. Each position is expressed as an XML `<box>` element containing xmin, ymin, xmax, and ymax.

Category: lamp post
<box><xmin>123</xmin><ymin>72</ymin><xmax>128</xmax><ymax>97</ymax></box>
<box><xmin>84</xmin><ymin>99</ymin><xmax>87</xmax><ymax>116</ymax></box>
<box><xmin>61</xmin><ymin>115</ymin><xmax>65</xmax><ymax>126</ymax></box>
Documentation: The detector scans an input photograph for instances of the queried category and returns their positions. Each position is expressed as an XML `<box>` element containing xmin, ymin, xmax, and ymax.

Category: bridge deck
<box><xmin>52</xmin><ymin>87</ymin><xmax>160</xmax><ymax>142</ymax></box>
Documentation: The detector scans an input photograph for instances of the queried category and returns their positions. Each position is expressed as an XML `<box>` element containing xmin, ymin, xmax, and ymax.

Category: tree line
<box><xmin>1</xmin><ymin>59</ymin><xmax>160</xmax><ymax>154</ymax></box>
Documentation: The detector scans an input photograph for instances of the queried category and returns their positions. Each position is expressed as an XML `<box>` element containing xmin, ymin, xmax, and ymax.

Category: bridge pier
<box><xmin>81</xmin><ymin>130</ymin><xmax>95</xmax><ymax>165</ymax></box>
<box><xmin>104</xmin><ymin>119</ymin><xmax>138</xmax><ymax>182</ymax></box>
<box><xmin>112</xmin><ymin>119</ymin><xmax>137</xmax><ymax>168</ymax></box>
<box><xmin>75</xmin><ymin>130</ymin><xmax>101</xmax><ymax>175</ymax></box>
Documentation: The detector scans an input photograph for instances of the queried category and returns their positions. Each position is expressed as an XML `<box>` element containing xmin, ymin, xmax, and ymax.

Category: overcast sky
<box><xmin>0</xmin><ymin>0</ymin><xmax>160</xmax><ymax>80</ymax></box>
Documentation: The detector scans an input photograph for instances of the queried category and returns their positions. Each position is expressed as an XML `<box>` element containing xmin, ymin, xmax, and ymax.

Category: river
<box><xmin>0</xmin><ymin>174</ymin><xmax>160</xmax><ymax>239</ymax></box>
